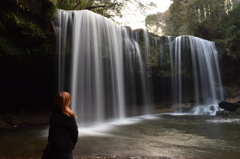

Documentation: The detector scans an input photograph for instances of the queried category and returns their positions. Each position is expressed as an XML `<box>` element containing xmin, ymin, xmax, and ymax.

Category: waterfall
<box><xmin>56</xmin><ymin>10</ymin><xmax>224</xmax><ymax>125</ymax></box>
<box><xmin>169</xmin><ymin>36</ymin><xmax>224</xmax><ymax>114</ymax></box>
<box><xmin>57</xmin><ymin>10</ymin><xmax>153</xmax><ymax>125</ymax></box>
<box><xmin>188</xmin><ymin>36</ymin><xmax>224</xmax><ymax>114</ymax></box>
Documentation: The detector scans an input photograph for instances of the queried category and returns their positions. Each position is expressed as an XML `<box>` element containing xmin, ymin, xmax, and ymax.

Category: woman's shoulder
<box><xmin>67</xmin><ymin>114</ymin><xmax>76</xmax><ymax>120</ymax></box>
<box><xmin>50</xmin><ymin>107</ymin><xmax>65</xmax><ymax>118</ymax></box>
<box><xmin>51</xmin><ymin>106</ymin><xmax>63</xmax><ymax>114</ymax></box>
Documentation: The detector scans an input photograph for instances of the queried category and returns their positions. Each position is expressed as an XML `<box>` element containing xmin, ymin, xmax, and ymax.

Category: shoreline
<box><xmin>0</xmin><ymin>155</ymin><xmax>171</xmax><ymax>159</ymax></box>
<box><xmin>0</xmin><ymin>110</ymin><xmax>50</xmax><ymax>129</ymax></box>
<box><xmin>73</xmin><ymin>155</ymin><xmax>171</xmax><ymax>159</ymax></box>
<box><xmin>1</xmin><ymin>108</ymin><xmax>240</xmax><ymax>129</ymax></box>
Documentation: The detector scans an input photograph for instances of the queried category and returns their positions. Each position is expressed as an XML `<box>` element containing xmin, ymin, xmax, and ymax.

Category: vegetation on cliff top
<box><xmin>145</xmin><ymin>0</ymin><xmax>240</xmax><ymax>60</ymax></box>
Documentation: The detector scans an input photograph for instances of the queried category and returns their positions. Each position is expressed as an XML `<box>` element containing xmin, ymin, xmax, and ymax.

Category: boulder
<box><xmin>219</xmin><ymin>102</ymin><xmax>240</xmax><ymax>111</ymax></box>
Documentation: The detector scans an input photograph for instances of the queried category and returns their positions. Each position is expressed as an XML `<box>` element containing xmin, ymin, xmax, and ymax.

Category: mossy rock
<box><xmin>3</xmin><ymin>114</ymin><xmax>24</xmax><ymax>126</ymax></box>
<box><xmin>236</xmin><ymin>107</ymin><xmax>240</xmax><ymax>115</ymax></box>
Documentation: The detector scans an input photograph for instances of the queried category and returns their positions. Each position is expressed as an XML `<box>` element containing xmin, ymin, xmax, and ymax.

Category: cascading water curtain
<box><xmin>57</xmin><ymin>9</ymin><xmax>224</xmax><ymax>124</ymax></box>
<box><xmin>132</xmin><ymin>29</ymin><xmax>153</xmax><ymax>114</ymax></box>
<box><xmin>170</xmin><ymin>36</ymin><xmax>224</xmax><ymax>115</ymax></box>
<box><xmin>189</xmin><ymin>36</ymin><xmax>224</xmax><ymax>115</ymax></box>
<box><xmin>57</xmin><ymin>9</ymin><xmax>154</xmax><ymax>125</ymax></box>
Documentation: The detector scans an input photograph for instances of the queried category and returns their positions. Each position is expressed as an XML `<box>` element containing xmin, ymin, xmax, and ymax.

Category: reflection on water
<box><xmin>1</xmin><ymin>114</ymin><xmax>240</xmax><ymax>159</ymax></box>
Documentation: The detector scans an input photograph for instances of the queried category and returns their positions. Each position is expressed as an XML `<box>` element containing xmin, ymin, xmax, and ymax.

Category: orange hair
<box><xmin>54</xmin><ymin>92</ymin><xmax>76</xmax><ymax>117</ymax></box>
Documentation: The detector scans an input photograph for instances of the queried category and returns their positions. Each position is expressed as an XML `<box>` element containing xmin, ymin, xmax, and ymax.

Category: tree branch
<box><xmin>85</xmin><ymin>3</ymin><xmax>118</xmax><ymax>10</ymax></box>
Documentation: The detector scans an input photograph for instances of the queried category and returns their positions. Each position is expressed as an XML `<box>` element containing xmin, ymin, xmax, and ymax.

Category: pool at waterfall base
<box><xmin>1</xmin><ymin>114</ymin><xmax>240</xmax><ymax>159</ymax></box>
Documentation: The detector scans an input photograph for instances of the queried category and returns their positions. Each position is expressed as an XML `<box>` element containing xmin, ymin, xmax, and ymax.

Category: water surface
<box><xmin>1</xmin><ymin>114</ymin><xmax>240</xmax><ymax>159</ymax></box>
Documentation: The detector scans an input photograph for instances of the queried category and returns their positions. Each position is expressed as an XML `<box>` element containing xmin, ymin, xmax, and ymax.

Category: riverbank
<box><xmin>0</xmin><ymin>155</ymin><xmax>171</xmax><ymax>159</ymax></box>
<box><xmin>1</xmin><ymin>107</ymin><xmax>240</xmax><ymax>129</ymax></box>
<box><xmin>0</xmin><ymin>110</ymin><xmax>50</xmax><ymax>129</ymax></box>
<box><xmin>74</xmin><ymin>155</ymin><xmax>171</xmax><ymax>159</ymax></box>
<box><xmin>0</xmin><ymin>153</ymin><xmax>171</xmax><ymax>159</ymax></box>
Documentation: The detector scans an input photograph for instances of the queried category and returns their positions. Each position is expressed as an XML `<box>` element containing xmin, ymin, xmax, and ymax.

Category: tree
<box><xmin>168</xmin><ymin>0</ymin><xmax>189</xmax><ymax>36</ymax></box>
<box><xmin>183</xmin><ymin>0</ymin><xmax>228</xmax><ymax>39</ymax></box>
<box><xmin>56</xmin><ymin>0</ymin><xmax>156</xmax><ymax>19</ymax></box>
<box><xmin>145</xmin><ymin>0</ymin><xmax>190</xmax><ymax>36</ymax></box>
<box><xmin>56</xmin><ymin>0</ymin><xmax>121</xmax><ymax>18</ymax></box>
<box><xmin>225</xmin><ymin>4</ymin><xmax>240</xmax><ymax>58</ymax></box>
<box><xmin>145</xmin><ymin>10</ymin><xmax>173</xmax><ymax>36</ymax></box>
<box><xmin>146</xmin><ymin>0</ymin><xmax>237</xmax><ymax>38</ymax></box>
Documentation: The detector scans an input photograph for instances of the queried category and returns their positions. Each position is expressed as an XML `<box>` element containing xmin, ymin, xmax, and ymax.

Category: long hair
<box><xmin>54</xmin><ymin>92</ymin><xmax>76</xmax><ymax>117</ymax></box>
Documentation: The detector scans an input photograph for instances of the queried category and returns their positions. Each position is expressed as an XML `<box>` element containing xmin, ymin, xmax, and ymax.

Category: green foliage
<box><xmin>183</xmin><ymin>0</ymin><xmax>227</xmax><ymax>39</ymax></box>
<box><xmin>0</xmin><ymin>0</ymin><xmax>157</xmax><ymax>58</ymax></box>
<box><xmin>224</xmin><ymin>4</ymin><xmax>240</xmax><ymax>58</ymax></box>
<box><xmin>236</xmin><ymin>107</ymin><xmax>240</xmax><ymax>114</ymax></box>
<box><xmin>168</xmin><ymin>0</ymin><xmax>187</xmax><ymax>36</ymax></box>
<box><xmin>148</xmin><ymin>0</ymin><xmax>234</xmax><ymax>39</ymax></box>
<box><xmin>150</xmin><ymin>45</ymin><xmax>159</xmax><ymax>68</ymax></box>
<box><xmin>57</xmin><ymin>0</ymin><xmax>92</xmax><ymax>10</ymax></box>
<box><xmin>0</xmin><ymin>0</ymin><xmax>56</xmax><ymax>56</ymax></box>
<box><xmin>145</xmin><ymin>12</ymin><xmax>172</xmax><ymax>36</ymax></box>
<box><xmin>45</xmin><ymin>1</ymin><xmax>58</xmax><ymax>19</ymax></box>
<box><xmin>3</xmin><ymin>114</ymin><xmax>23</xmax><ymax>126</ymax></box>
<box><xmin>0</xmin><ymin>36</ymin><xmax>24</xmax><ymax>56</ymax></box>
<box><xmin>56</xmin><ymin>0</ymin><xmax>124</xmax><ymax>18</ymax></box>
<box><xmin>163</xmin><ymin>0</ymin><xmax>228</xmax><ymax>38</ymax></box>
<box><xmin>145</xmin><ymin>13</ymin><xmax>160</xmax><ymax>34</ymax></box>
<box><xmin>56</xmin><ymin>0</ymin><xmax>156</xmax><ymax>20</ymax></box>
<box><xmin>145</xmin><ymin>0</ymin><xmax>240</xmax><ymax>61</ymax></box>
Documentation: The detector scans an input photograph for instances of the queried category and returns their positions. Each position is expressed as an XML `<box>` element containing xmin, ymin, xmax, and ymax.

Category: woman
<box><xmin>42</xmin><ymin>92</ymin><xmax>78</xmax><ymax>159</ymax></box>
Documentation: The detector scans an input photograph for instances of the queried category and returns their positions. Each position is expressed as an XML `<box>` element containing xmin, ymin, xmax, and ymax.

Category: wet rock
<box><xmin>216</xmin><ymin>110</ymin><xmax>229</xmax><ymax>116</ymax></box>
<box><xmin>0</xmin><ymin>120</ymin><xmax>12</xmax><ymax>129</ymax></box>
<box><xmin>3</xmin><ymin>114</ymin><xmax>23</xmax><ymax>126</ymax></box>
<box><xmin>219</xmin><ymin>102</ymin><xmax>240</xmax><ymax>111</ymax></box>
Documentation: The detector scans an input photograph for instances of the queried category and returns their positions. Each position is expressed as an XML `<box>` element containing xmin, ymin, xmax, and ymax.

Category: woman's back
<box><xmin>48</xmin><ymin>106</ymin><xmax>78</xmax><ymax>151</ymax></box>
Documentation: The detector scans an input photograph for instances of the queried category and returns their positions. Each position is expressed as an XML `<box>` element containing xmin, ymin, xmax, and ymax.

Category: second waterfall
<box><xmin>56</xmin><ymin>10</ymin><xmax>224</xmax><ymax>125</ymax></box>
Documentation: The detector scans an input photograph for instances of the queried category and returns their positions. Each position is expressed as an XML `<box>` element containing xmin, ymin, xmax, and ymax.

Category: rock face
<box><xmin>219</xmin><ymin>101</ymin><xmax>240</xmax><ymax>111</ymax></box>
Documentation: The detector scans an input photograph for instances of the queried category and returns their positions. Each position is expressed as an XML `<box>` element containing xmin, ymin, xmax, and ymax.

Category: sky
<box><xmin>114</xmin><ymin>0</ymin><xmax>173</xmax><ymax>29</ymax></box>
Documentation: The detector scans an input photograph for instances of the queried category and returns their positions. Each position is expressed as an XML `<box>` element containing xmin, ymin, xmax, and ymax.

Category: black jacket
<box><xmin>48</xmin><ymin>107</ymin><xmax>78</xmax><ymax>151</ymax></box>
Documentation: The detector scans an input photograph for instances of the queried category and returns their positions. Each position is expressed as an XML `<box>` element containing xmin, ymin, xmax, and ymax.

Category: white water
<box><xmin>57</xmin><ymin>10</ymin><xmax>153</xmax><ymax>124</ymax></box>
<box><xmin>188</xmin><ymin>36</ymin><xmax>224</xmax><ymax>114</ymax></box>
<box><xmin>56</xmin><ymin>10</ymin><xmax>224</xmax><ymax>125</ymax></box>
<box><xmin>169</xmin><ymin>36</ymin><xmax>224</xmax><ymax>115</ymax></box>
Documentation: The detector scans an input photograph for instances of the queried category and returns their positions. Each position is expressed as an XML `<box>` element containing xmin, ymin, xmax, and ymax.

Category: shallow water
<box><xmin>1</xmin><ymin>114</ymin><xmax>240</xmax><ymax>159</ymax></box>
